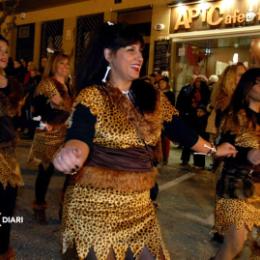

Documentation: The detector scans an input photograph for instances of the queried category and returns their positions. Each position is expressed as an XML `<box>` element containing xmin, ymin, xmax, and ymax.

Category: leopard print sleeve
<box><xmin>160</xmin><ymin>92</ymin><xmax>179</xmax><ymax>123</ymax></box>
<box><xmin>36</xmin><ymin>79</ymin><xmax>59</xmax><ymax>99</ymax></box>
<box><xmin>74</xmin><ymin>86</ymin><xmax>105</xmax><ymax>116</ymax></box>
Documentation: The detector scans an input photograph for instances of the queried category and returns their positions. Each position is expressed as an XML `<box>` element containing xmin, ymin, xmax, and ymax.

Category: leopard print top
<box><xmin>71</xmin><ymin>85</ymin><xmax>178</xmax><ymax>149</ymax></box>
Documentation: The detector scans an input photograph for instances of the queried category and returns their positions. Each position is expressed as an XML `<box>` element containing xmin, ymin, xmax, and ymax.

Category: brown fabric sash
<box><xmin>71</xmin><ymin>166</ymin><xmax>157</xmax><ymax>192</ymax></box>
<box><xmin>86</xmin><ymin>144</ymin><xmax>153</xmax><ymax>172</ymax></box>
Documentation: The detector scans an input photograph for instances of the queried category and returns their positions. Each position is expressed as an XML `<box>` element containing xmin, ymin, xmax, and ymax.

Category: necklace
<box><xmin>121</xmin><ymin>90</ymin><xmax>130</xmax><ymax>95</ymax></box>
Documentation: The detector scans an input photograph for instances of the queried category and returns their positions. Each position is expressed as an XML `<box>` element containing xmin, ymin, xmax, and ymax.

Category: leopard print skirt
<box><xmin>28</xmin><ymin>127</ymin><xmax>66</xmax><ymax>168</ymax></box>
<box><xmin>0</xmin><ymin>146</ymin><xmax>23</xmax><ymax>188</ymax></box>
<box><xmin>215</xmin><ymin>184</ymin><xmax>260</xmax><ymax>234</ymax></box>
<box><xmin>62</xmin><ymin>184</ymin><xmax>170</xmax><ymax>260</ymax></box>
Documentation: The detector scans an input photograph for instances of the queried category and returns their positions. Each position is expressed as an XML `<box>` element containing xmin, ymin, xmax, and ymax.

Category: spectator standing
<box><xmin>176</xmin><ymin>75</ymin><xmax>210</xmax><ymax>166</ymax></box>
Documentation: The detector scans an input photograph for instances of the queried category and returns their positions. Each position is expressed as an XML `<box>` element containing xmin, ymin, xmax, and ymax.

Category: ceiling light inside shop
<box><xmin>233</xmin><ymin>53</ymin><xmax>239</xmax><ymax>64</ymax></box>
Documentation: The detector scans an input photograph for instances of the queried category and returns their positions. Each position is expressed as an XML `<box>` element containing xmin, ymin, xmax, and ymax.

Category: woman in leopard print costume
<box><xmin>0</xmin><ymin>35</ymin><xmax>23</xmax><ymax>260</ymax></box>
<box><xmin>53</xmin><ymin>22</ymin><xmax>237</xmax><ymax>260</ymax></box>
<box><xmin>29</xmin><ymin>51</ymin><xmax>73</xmax><ymax>224</ymax></box>
<box><xmin>213</xmin><ymin>68</ymin><xmax>260</xmax><ymax>259</ymax></box>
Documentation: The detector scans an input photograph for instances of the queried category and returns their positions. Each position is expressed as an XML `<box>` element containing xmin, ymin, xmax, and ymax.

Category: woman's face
<box><xmin>110</xmin><ymin>43</ymin><xmax>143</xmax><ymax>82</ymax></box>
<box><xmin>0</xmin><ymin>40</ymin><xmax>9</xmax><ymax>69</ymax></box>
<box><xmin>248</xmin><ymin>77</ymin><xmax>260</xmax><ymax>103</ymax></box>
<box><xmin>159</xmin><ymin>79</ymin><xmax>168</xmax><ymax>91</ymax></box>
<box><xmin>54</xmin><ymin>58</ymin><xmax>70</xmax><ymax>78</ymax></box>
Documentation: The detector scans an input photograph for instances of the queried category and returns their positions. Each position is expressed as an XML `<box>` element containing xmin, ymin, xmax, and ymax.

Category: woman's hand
<box><xmin>53</xmin><ymin>146</ymin><xmax>83</xmax><ymax>174</ymax></box>
<box><xmin>247</xmin><ymin>149</ymin><xmax>260</xmax><ymax>165</ymax></box>
<box><xmin>0</xmin><ymin>75</ymin><xmax>8</xmax><ymax>88</ymax></box>
<box><xmin>215</xmin><ymin>142</ymin><xmax>238</xmax><ymax>157</ymax></box>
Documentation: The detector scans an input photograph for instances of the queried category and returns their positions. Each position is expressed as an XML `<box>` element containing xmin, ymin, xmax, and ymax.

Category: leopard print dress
<box><xmin>215</xmin><ymin>109</ymin><xmax>260</xmax><ymax>234</ymax></box>
<box><xmin>62</xmin><ymin>85</ymin><xmax>178</xmax><ymax>260</ymax></box>
<box><xmin>28</xmin><ymin>78</ymin><xmax>72</xmax><ymax>168</ymax></box>
<box><xmin>0</xmin><ymin>91</ymin><xmax>23</xmax><ymax>188</ymax></box>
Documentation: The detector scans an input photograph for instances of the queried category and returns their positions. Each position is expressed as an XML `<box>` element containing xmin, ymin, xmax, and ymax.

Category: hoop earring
<box><xmin>102</xmin><ymin>65</ymin><xmax>111</xmax><ymax>83</ymax></box>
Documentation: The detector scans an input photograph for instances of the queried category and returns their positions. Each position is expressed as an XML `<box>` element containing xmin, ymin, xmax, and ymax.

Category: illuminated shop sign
<box><xmin>170</xmin><ymin>1</ymin><xmax>260</xmax><ymax>33</ymax></box>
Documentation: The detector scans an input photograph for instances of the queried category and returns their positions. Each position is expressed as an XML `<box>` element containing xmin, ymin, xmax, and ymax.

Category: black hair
<box><xmin>229</xmin><ymin>68</ymin><xmax>260</xmax><ymax>125</ymax></box>
<box><xmin>159</xmin><ymin>76</ymin><xmax>169</xmax><ymax>83</ymax></box>
<box><xmin>76</xmin><ymin>22</ymin><xmax>144</xmax><ymax>92</ymax></box>
<box><xmin>0</xmin><ymin>34</ymin><xmax>9</xmax><ymax>45</ymax></box>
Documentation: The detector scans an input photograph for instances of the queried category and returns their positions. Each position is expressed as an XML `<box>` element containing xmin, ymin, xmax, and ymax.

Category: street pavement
<box><xmin>11</xmin><ymin>139</ymin><xmax>220</xmax><ymax>259</ymax></box>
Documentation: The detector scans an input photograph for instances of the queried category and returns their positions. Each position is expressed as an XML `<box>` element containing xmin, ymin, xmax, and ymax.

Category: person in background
<box><xmin>206</xmin><ymin>63</ymin><xmax>248</xmax><ymax>243</ymax></box>
<box><xmin>53</xmin><ymin>22</ymin><xmax>237</xmax><ymax>260</ymax></box>
<box><xmin>212</xmin><ymin>68</ymin><xmax>260</xmax><ymax>260</ymax></box>
<box><xmin>150</xmin><ymin>76</ymin><xmax>175</xmax><ymax>209</ymax></box>
<box><xmin>29</xmin><ymin>51</ymin><xmax>73</xmax><ymax>224</ymax></box>
<box><xmin>153</xmin><ymin>70</ymin><xmax>163</xmax><ymax>89</ymax></box>
<box><xmin>21</xmin><ymin>63</ymin><xmax>41</xmax><ymax>139</ymax></box>
<box><xmin>148</xmin><ymin>72</ymin><xmax>156</xmax><ymax>86</ymax></box>
<box><xmin>0</xmin><ymin>34</ymin><xmax>24</xmax><ymax>260</ymax></box>
<box><xmin>39</xmin><ymin>56</ymin><xmax>48</xmax><ymax>76</ymax></box>
<box><xmin>158</xmin><ymin>76</ymin><xmax>175</xmax><ymax>165</ymax></box>
<box><xmin>193</xmin><ymin>104</ymin><xmax>209</xmax><ymax>169</ymax></box>
<box><xmin>176</xmin><ymin>75</ymin><xmax>210</xmax><ymax>166</ymax></box>
<box><xmin>13</xmin><ymin>59</ymin><xmax>27</xmax><ymax>84</ymax></box>
<box><xmin>215</xmin><ymin>63</ymin><xmax>247</xmax><ymax>129</ymax></box>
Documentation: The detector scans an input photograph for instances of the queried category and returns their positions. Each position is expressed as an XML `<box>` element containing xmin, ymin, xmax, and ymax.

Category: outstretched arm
<box><xmin>191</xmin><ymin>136</ymin><xmax>237</xmax><ymax>158</ymax></box>
<box><xmin>164</xmin><ymin>116</ymin><xmax>237</xmax><ymax>158</ymax></box>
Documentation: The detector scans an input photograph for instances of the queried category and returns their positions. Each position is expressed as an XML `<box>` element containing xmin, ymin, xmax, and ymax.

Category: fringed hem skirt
<box><xmin>215</xmin><ymin>185</ymin><xmax>260</xmax><ymax>234</ymax></box>
<box><xmin>62</xmin><ymin>184</ymin><xmax>170</xmax><ymax>260</ymax></box>
<box><xmin>28</xmin><ymin>128</ymin><xmax>66</xmax><ymax>168</ymax></box>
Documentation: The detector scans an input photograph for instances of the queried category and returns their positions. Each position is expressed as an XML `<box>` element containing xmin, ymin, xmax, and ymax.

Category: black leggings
<box><xmin>0</xmin><ymin>184</ymin><xmax>17</xmax><ymax>253</ymax></box>
<box><xmin>35</xmin><ymin>163</ymin><xmax>54</xmax><ymax>205</ymax></box>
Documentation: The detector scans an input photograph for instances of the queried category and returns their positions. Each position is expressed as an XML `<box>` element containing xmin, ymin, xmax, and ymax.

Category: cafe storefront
<box><xmin>161</xmin><ymin>0</ymin><xmax>260</xmax><ymax>94</ymax></box>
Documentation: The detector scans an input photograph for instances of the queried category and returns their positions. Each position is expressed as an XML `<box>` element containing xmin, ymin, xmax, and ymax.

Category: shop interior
<box><xmin>174</xmin><ymin>35</ymin><xmax>260</xmax><ymax>94</ymax></box>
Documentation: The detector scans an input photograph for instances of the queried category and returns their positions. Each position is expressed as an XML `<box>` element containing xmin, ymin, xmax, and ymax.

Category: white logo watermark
<box><xmin>0</xmin><ymin>212</ymin><xmax>24</xmax><ymax>227</ymax></box>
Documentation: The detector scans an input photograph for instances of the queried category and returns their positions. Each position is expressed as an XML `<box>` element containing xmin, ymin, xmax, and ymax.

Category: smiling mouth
<box><xmin>131</xmin><ymin>65</ymin><xmax>141</xmax><ymax>72</ymax></box>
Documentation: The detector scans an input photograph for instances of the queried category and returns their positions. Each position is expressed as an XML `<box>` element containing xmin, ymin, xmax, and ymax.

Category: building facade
<box><xmin>4</xmin><ymin>0</ymin><xmax>260</xmax><ymax>91</ymax></box>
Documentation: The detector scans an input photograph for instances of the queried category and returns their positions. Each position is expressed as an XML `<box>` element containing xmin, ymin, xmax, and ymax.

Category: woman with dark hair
<box><xmin>212</xmin><ymin>68</ymin><xmax>260</xmax><ymax>259</ymax></box>
<box><xmin>0</xmin><ymin>35</ymin><xmax>24</xmax><ymax>259</ymax></box>
<box><xmin>29</xmin><ymin>51</ymin><xmax>73</xmax><ymax>224</ymax></box>
<box><xmin>53</xmin><ymin>22</ymin><xmax>237</xmax><ymax>259</ymax></box>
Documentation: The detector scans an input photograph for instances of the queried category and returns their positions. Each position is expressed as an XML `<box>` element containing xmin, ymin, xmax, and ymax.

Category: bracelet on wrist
<box><xmin>204</xmin><ymin>143</ymin><xmax>217</xmax><ymax>156</ymax></box>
